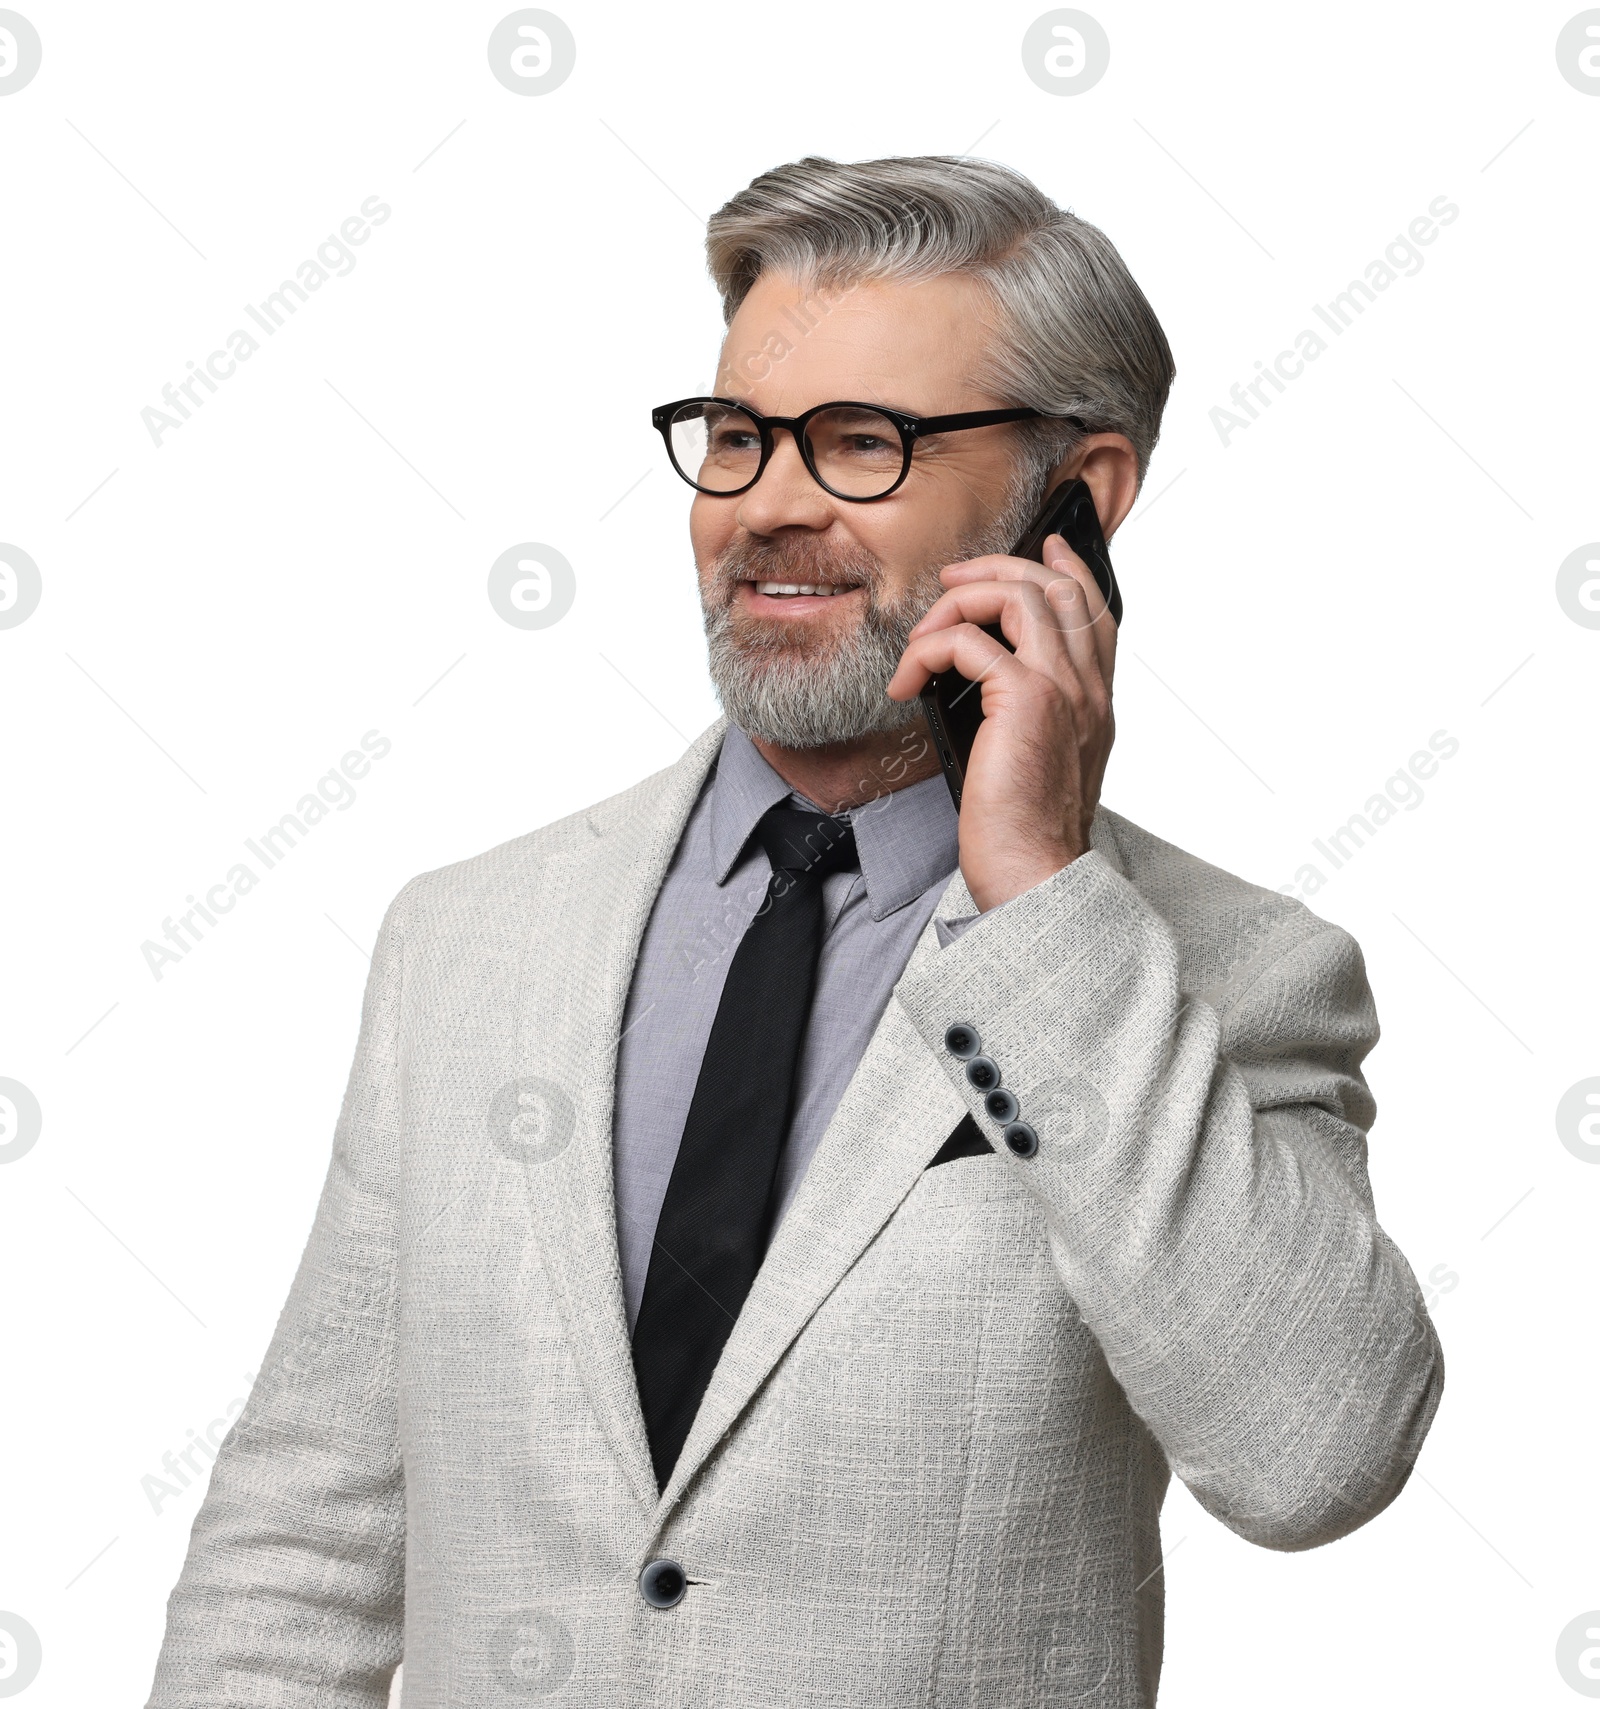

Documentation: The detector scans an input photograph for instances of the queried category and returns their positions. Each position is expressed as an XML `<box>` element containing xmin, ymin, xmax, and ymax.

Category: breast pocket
<box><xmin>757</xmin><ymin>1151</ymin><xmax>1052</xmax><ymax>1465</ymax></box>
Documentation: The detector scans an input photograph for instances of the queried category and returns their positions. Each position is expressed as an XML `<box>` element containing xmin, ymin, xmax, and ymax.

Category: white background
<box><xmin>2</xmin><ymin>1</ymin><xmax>1597</xmax><ymax>1703</ymax></box>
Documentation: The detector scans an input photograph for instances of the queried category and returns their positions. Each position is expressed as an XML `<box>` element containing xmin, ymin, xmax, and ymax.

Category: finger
<box><xmin>908</xmin><ymin>580</ymin><xmax>1073</xmax><ymax>682</ymax></box>
<box><xmin>912</xmin><ymin>577</ymin><xmax>1110</xmax><ymax>732</ymax></box>
<box><xmin>886</xmin><ymin>621</ymin><xmax>1035</xmax><ymax>701</ymax></box>
<box><xmin>937</xmin><ymin>552</ymin><xmax>1050</xmax><ymax>586</ymax></box>
<box><xmin>1039</xmin><ymin>534</ymin><xmax>1110</xmax><ymax>629</ymax></box>
<box><xmin>942</xmin><ymin>545</ymin><xmax>1097</xmax><ymax>595</ymax></box>
<box><xmin>1039</xmin><ymin>533</ymin><xmax>1116</xmax><ymax>688</ymax></box>
<box><xmin>1041</xmin><ymin>573</ymin><xmax>1113</xmax><ymax>706</ymax></box>
<box><xmin>942</xmin><ymin>541</ymin><xmax>1113</xmax><ymax>677</ymax></box>
<box><xmin>940</xmin><ymin>555</ymin><xmax>1073</xmax><ymax>602</ymax></box>
<box><xmin>910</xmin><ymin>576</ymin><xmax>1053</xmax><ymax>640</ymax></box>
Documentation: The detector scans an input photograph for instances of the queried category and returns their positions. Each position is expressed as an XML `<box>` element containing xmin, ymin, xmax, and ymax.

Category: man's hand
<box><xmin>886</xmin><ymin>532</ymin><xmax>1117</xmax><ymax>913</ymax></box>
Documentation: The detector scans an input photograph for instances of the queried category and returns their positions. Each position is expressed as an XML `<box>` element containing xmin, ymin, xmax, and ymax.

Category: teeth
<box><xmin>754</xmin><ymin>582</ymin><xmax>846</xmax><ymax>597</ymax></box>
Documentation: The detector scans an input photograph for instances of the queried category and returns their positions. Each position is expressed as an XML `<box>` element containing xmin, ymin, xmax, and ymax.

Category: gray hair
<box><xmin>705</xmin><ymin>154</ymin><xmax>1176</xmax><ymax>491</ymax></box>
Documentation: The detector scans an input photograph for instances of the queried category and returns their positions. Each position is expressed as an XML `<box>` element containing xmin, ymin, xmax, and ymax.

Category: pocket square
<box><xmin>925</xmin><ymin>1113</ymin><xmax>995</xmax><ymax>1169</ymax></box>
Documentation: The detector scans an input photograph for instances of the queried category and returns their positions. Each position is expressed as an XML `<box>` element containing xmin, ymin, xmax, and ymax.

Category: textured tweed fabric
<box><xmin>145</xmin><ymin>718</ymin><xmax>1443</xmax><ymax>1708</ymax></box>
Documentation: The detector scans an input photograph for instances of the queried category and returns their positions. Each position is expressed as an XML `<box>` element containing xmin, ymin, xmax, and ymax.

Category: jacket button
<box><xmin>639</xmin><ymin>1558</ymin><xmax>687</xmax><ymax>1608</ymax></box>
<box><xmin>964</xmin><ymin>1055</ymin><xmax>1000</xmax><ymax>1093</ymax></box>
<box><xmin>944</xmin><ymin>1022</ymin><xmax>981</xmax><ymax>1059</ymax></box>
<box><xmin>984</xmin><ymin>1088</ymin><xmax>1020</xmax><ymax>1125</ymax></box>
<box><xmin>1003</xmin><ymin>1121</ymin><xmax>1039</xmax><ymax>1158</ymax></box>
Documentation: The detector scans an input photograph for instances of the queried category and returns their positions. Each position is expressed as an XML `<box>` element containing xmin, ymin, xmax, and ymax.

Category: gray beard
<box><xmin>702</xmin><ymin>477</ymin><xmax>1044</xmax><ymax>750</ymax></box>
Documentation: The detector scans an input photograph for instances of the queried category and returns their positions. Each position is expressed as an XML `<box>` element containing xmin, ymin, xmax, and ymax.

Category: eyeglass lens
<box><xmin>666</xmin><ymin>401</ymin><xmax>907</xmax><ymax>498</ymax></box>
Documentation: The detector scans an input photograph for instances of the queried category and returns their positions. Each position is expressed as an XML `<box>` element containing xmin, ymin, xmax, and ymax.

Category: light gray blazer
<box><xmin>146</xmin><ymin>719</ymin><xmax>1443</xmax><ymax>1708</ymax></box>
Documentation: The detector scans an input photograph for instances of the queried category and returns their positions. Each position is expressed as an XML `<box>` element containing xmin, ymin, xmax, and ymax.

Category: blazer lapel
<box><xmin>656</xmin><ymin>928</ymin><xmax>967</xmax><ymax>1514</ymax></box>
<box><xmin>510</xmin><ymin>723</ymin><xmax>1130</xmax><ymax>1525</ymax></box>
<box><xmin>655</xmin><ymin>804</ymin><xmax>1130</xmax><ymax>1516</ymax></box>
<box><xmin>512</xmin><ymin>722</ymin><xmax>726</xmax><ymax>1516</ymax></box>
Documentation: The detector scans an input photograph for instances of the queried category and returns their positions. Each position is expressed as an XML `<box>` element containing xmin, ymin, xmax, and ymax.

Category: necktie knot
<box><xmin>755</xmin><ymin>805</ymin><xmax>859</xmax><ymax>880</ymax></box>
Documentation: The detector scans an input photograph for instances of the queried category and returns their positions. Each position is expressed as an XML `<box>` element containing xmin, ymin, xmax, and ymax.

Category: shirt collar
<box><xmin>709</xmin><ymin>725</ymin><xmax>960</xmax><ymax>921</ymax></box>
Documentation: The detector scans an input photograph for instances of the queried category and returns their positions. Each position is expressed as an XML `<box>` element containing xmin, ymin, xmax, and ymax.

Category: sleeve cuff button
<box><xmin>944</xmin><ymin>1023</ymin><xmax>981</xmax><ymax>1059</ymax></box>
<box><xmin>964</xmin><ymin>1056</ymin><xmax>1000</xmax><ymax>1092</ymax></box>
<box><xmin>1003</xmin><ymin>1121</ymin><xmax>1039</xmax><ymax>1158</ymax></box>
<box><xmin>984</xmin><ymin>1088</ymin><xmax>1020</xmax><ymax>1125</ymax></box>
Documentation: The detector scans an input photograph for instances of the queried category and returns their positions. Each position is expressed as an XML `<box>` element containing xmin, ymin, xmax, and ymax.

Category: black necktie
<box><xmin>631</xmin><ymin>802</ymin><xmax>861</xmax><ymax>1491</ymax></box>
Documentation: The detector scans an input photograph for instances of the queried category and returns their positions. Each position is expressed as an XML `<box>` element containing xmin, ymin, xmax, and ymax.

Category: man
<box><xmin>147</xmin><ymin>155</ymin><xmax>1443</xmax><ymax>1708</ymax></box>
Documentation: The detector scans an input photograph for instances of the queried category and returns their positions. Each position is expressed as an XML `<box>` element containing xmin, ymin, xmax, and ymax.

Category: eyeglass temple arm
<box><xmin>905</xmin><ymin>407</ymin><xmax>1091</xmax><ymax>438</ymax></box>
<box><xmin>651</xmin><ymin>400</ymin><xmax>1088</xmax><ymax>436</ymax></box>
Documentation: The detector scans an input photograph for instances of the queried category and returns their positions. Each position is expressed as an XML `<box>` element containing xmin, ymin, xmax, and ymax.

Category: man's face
<box><xmin>692</xmin><ymin>270</ymin><xmax>1037</xmax><ymax>749</ymax></box>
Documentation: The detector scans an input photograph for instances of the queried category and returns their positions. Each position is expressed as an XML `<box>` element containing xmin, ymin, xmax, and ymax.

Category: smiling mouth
<box><xmin>748</xmin><ymin>580</ymin><xmax>861</xmax><ymax>598</ymax></box>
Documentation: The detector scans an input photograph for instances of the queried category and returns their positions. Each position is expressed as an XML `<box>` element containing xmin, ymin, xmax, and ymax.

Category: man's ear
<box><xmin>1049</xmin><ymin>432</ymin><xmax>1141</xmax><ymax>542</ymax></box>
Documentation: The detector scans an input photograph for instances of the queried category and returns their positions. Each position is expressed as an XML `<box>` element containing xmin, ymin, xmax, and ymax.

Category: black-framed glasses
<box><xmin>651</xmin><ymin>396</ymin><xmax>1088</xmax><ymax>502</ymax></box>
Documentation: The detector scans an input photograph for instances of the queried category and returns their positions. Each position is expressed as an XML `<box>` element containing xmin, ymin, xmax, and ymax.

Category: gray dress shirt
<box><xmin>612</xmin><ymin>726</ymin><xmax>967</xmax><ymax>1332</ymax></box>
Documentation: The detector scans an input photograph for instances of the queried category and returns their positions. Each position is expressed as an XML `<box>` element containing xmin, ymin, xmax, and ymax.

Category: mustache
<box><xmin>706</xmin><ymin>533</ymin><xmax>882</xmax><ymax>600</ymax></box>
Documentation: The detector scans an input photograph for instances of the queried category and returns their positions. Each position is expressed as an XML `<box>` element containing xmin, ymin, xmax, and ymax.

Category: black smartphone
<box><xmin>919</xmin><ymin>479</ymin><xmax>1119</xmax><ymax>810</ymax></box>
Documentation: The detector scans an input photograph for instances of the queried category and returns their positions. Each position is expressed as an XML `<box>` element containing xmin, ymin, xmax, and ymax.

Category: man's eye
<box><xmin>710</xmin><ymin>430</ymin><xmax>758</xmax><ymax>452</ymax></box>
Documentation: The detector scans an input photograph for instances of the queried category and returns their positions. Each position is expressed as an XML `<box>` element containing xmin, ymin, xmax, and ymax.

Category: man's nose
<box><xmin>734</xmin><ymin>428</ymin><xmax>836</xmax><ymax>535</ymax></box>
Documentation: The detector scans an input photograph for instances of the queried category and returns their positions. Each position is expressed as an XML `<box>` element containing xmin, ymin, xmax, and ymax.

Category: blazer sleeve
<box><xmin>893</xmin><ymin>848</ymin><xmax>1444</xmax><ymax>1552</ymax></box>
<box><xmin>145</xmin><ymin>879</ymin><xmax>416</xmax><ymax>1708</ymax></box>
